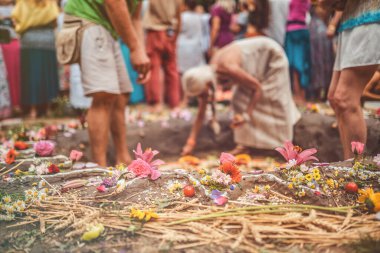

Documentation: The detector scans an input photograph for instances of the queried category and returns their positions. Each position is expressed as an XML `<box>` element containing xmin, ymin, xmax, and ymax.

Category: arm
<box><xmin>326</xmin><ymin>11</ymin><xmax>342</xmax><ymax>38</ymax></box>
<box><xmin>104</xmin><ymin>0</ymin><xmax>150</xmax><ymax>77</ymax></box>
<box><xmin>174</xmin><ymin>0</ymin><xmax>183</xmax><ymax>41</ymax></box>
<box><xmin>131</xmin><ymin>2</ymin><xmax>144</xmax><ymax>44</ymax></box>
<box><xmin>182</xmin><ymin>94</ymin><xmax>208</xmax><ymax>155</ymax></box>
<box><xmin>209</xmin><ymin>16</ymin><xmax>221</xmax><ymax>55</ymax></box>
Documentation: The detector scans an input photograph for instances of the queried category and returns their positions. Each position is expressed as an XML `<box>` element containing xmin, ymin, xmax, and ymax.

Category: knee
<box><xmin>330</xmin><ymin>93</ymin><xmax>360</xmax><ymax>115</ymax></box>
<box><xmin>91</xmin><ymin>92</ymin><xmax>118</xmax><ymax>108</ymax></box>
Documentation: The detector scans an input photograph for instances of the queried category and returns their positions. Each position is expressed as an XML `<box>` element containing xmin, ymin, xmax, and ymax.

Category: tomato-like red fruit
<box><xmin>183</xmin><ymin>185</ymin><xmax>195</xmax><ymax>197</ymax></box>
<box><xmin>345</xmin><ymin>182</ymin><xmax>358</xmax><ymax>193</ymax></box>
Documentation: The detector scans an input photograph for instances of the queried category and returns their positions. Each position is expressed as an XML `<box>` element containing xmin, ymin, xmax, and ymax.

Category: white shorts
<box><xmin>334</xmin><ymin>23</ymin><xmax>380</xmax><ymax>71</ymax></box>
<box><xmin>80</xmin><ymin>24</ymin><xmax>133</xmax><ymax>96</ymax></box>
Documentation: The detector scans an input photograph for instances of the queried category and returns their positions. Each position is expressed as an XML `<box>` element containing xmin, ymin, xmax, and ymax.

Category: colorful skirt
<box><xmin>119</xmin><ymin>40</ymin><xmax>145</xmax><ymax>104</ymax></box>
<box><xmin>1</xmin><ymin>39</ymin><xmax>21</xmax><ymax>107</ymax></box>
<box><xmin>20</xmin><ymin>28</ymin><xmax>59</xmax><ymax>106</ymax></box>
<box><xmin>285</xmin><ymin>29</ymin><xmax>312</xmax><ymax>88</ymax></box>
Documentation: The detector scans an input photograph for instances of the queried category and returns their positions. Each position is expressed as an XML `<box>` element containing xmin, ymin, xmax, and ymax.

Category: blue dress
<box><xmin>119</xmin><ymin>40</ymin><xmax>145</xmax><ymax>104</ymax></box>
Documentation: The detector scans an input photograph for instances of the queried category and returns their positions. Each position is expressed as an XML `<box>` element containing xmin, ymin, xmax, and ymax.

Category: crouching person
<box><xmin>182</xmin><ymin>35</ymin><xmax>301</xmax><ymax>155</ymax></box>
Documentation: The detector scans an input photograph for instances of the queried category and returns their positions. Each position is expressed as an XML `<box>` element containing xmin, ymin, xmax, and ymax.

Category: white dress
<box><xmin>232</xmin><ymin>37</ymin><xmax>301</xmax><ymax>149</ymax></box>
<box><xmin>177</xmin><ymin>11</ymin><xmax>205</xmax><ymax>73</ymax></box>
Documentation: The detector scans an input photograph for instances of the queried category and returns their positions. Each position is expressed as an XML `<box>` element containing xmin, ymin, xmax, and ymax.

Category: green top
<box><xmin>64</xmin><ymin>0</ymin><xmax>139</xmax><ymax>39</ymax></box>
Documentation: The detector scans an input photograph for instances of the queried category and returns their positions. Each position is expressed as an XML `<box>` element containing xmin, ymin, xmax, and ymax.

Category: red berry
<box><xmin>345</xmin><ymin>182</ymin><xmax>358</xmax><ymax>193</ymax></box>
<box><xmin>183</xmin><ymin>185</ymin><xmax>195</xmax><ymax>197</ymax></box>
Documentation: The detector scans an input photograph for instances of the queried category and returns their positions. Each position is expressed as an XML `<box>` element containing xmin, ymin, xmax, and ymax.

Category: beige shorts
<box><xmin>80</xmin><ymin>24</ymin><xmax>133</xmax><ymax>96</ymax></box>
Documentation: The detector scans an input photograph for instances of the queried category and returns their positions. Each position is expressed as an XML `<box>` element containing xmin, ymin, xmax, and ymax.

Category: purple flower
<box><xmin>210</xmin><ymin>190</ymin><xmax>222</xmax><ymax>200</ymax></box>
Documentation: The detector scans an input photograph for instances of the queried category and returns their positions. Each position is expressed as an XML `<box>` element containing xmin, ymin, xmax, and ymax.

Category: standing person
<box><xmin>0</xmin><ymin>47</ymin><xmax>10</xmax><ymax>119</ymax></box>
<box><xmin>181</xmin><ymin>0</ymin><xmax>300</xmax><ymax>155</ymax></box>
<box><xmin>230</xmin><ymin>0</ymin><xmax>249</xmax><ymax>40</ymax></box>
<box><xmin>267</xmin><ymin>0</ymin><xmax>290</xmax><ymax>46</ymax></box>
<box><xmin>320</xmin><ymin>0</ymin><xmax>380</xmax><ymax>159</ymax></box>
<box><xmin>64</xmin><ymin>0</ymin><xmax>151</xmax><ymax>166</ymax></box>
<box><xmin>309</xmin><ymin>4</ymin><xmax>334</xmax><ymax>100</ymax></box>
<box><xmin>0</xmin><ymin>0</ymin><xmax>21</xmax><ymax>114</ymax></box>
<box><xmin>284</xmin><ymin>0</ymin><xmax>311</xmax><ymax>105</ymax></box>
<box><xmin>57</xmin><ymin>0</ymin><xmax>91</xmax><ymax>110</ymax></box>
<box><xmin>143</xmin><ymin>0</ymin><xmax>182</xmax><ymax>112</ymax></box>
<box><xmin>177</xmin><ymin>0</ymin><xmax>205</xmax><ymax>75</ymax></box>
<box><xmin>209</xmin><ymin>0</ymin><xmax>235</xmax><ymax>57</ymax></box>
<box><xmin>12</xmin><ymin>0</ymin><xmax>60</xmax><ymax>119</ymax></box>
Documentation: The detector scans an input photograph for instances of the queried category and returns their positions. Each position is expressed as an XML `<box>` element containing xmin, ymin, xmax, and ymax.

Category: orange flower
<box><xmin>219</xmin><ymin>162</ymin><xmax>242</xmax><ymax>183</ymax></box>
<box><xmin>235</xmin><ymin>154</ymin><xmax>251</xmax><ymax>165</ymax></box>
<box><xmin>358</xmin><ymin>188</ymin><xmax>374</xmax><ymax>203</ymax></box>
<box><xmin>179</xmin><ymin>155</ymin><xmax>200</xmax><ymax>166</ymax></box>
<box><xmin>5</xmin><ymin>149</ymin><xmax>17</xmax><ymax>164</ymax></box>
<box><xmin>14</xmin><ymin>141</ymin><xmax>29</xmax><ymax>150</ymax></box>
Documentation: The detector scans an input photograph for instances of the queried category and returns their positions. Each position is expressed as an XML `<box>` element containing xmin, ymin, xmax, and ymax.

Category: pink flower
<box><xmin>220</xmin><ymin>152</ymin><xmax>235</xmax><ymax>164</ymax></box>
<box><xmin>214</xmin><ymin>196</ymin><xmax>228</xmax><ymax>206</ymax></box>
<box><xmin>351</xmin><ymin>141</ymin><xmax>364</xmax><ymax>155</ymax></box>
<box><xmin>70</xmin><ymin>150</ymin><xmax>83</xmax><ymax>161</ymax></box>
<box><xmin>128</xmin><ymin>158</ymin><xmax>154</xmax><ymax>179</ymax></box>
<box><xmin>34</xmin><ymin>141</ymin><xmax>55</xmax><ymax>157</ymax></box>
<box><xmin>131</xmin><ymin>143</ymin><xmax>164</xmax><ymax>180</ymax></box>
<box><xmin>97</xmin><ymin>185</ymin><xmax>106</xmax><ymax>192</ymax></box>
<box><xmin>275</xmin><ymin>141</ymin><xmax>318</xmax><ymax>165</ymax></box>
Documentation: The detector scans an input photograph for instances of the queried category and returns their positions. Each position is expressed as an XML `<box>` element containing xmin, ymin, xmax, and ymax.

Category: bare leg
<box><xmin>87</xmin><ymin>92</ymin><xmax>117</xmax><ymax>166</ymax></box>
<box><xmin>110</xmin><ymin>94</ymin><xmax>132</xmax><ymax>165</ymax></box>
<box><xmin>292</xmin><ymin>70</ymin><xmax>306</xmax><ymax>106</ymax></box>
<box><xmin>29</xmin><ymin>105</ymin><xmax>37</xmax><ymax>119</ymax></box>
<box><xmin>329</xmin><ymin>66</ymin><xmax>377</xmax><ymax>159</ymax></box>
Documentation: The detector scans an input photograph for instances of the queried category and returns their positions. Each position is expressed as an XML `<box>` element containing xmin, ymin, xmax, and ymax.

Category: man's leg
<box><xmin>145</xmin><ymin>31</ymin><xmax>163</xmax><ymax>108</ymax></box>
<box><xmin>163</xmin><ymin>36</ymin><xmax>180</xmax><ymax>108</ymax></box>
<box><xmin>87</xmin><ymin>92</ymin><xmax>117</xmax><ymax>166</ymax></box>
<box><xmin>110</xmin><ymin>93</ymin><xmax>132</xmax><ymax>165</ymax></box>
<box><xmin>330</xmin><ymin>65</ymin><xmax>377</xmax><ymax>159</ymax></box>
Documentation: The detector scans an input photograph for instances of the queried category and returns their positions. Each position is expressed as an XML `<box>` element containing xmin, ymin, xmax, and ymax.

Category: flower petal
<box><xmin>214</xmin><ymin>196</ymin><xmax>228</xmax><ymax>206</ymax></box>
<box><xmin>150</xmin><ymin>169</ymin><xmax>161</xmax><ymax>180</ymax></box>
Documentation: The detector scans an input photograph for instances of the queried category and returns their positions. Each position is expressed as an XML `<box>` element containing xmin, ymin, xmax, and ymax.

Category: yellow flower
<box><xmin>15</xmin><ymin>169</ymin><xmax>23</xmax><ymax>176</ymax></box>
<box><xmin>298</xmin><ymin>190</ymin><xmax>306</xmax><ymax>197</ymax></box>
<box><xmin>81</xmin><ymin>223</ymin><xmax>104</xmax><ymax>241</ymax></box>
<box><xmin>358</xmin><ymin>188</ymin><xmax>374</xmax><ymax>203</ymax></box>
<box><xmin>2</xmin><ymin>196</ymin><xmax>11</xmax><ymax>203</ymax></box>
<box><xmin>305</xmin><ymin>174</ymin><xmax>313</xmax><ymax>182</ymax></box>
<box><xmin>198</xmin><ymin>169</ymin><xmax>206</xmax><ymax>175</ymax></box>
<box><xmin>115</xmin><ymin>164</ymin><xmax>125</xmax><ymax>171</ymax></box>
<box><xmin>144</xmin><ymin>210</ymin><xmax>159</xmax><ymax>221</ymax></box>
<box><xmin>369</xmin><ymin>193</ymin><xmax>380</xmax><ymax>212</ymax></box>
<box><xmin>326</xmin><ymin>179</ymin><xmax>336</xmax><ymax>188</ymax></box>
<box><xmin>312</xmin><ymin>168</ymin><xmax>320</xmax><ymax>175</ymax></box>
<box><xmin>338</xmin><ymin>178</ymin><xmax>345</xmax><ymax>184</ymax></box>
<box><xmin>291</xmin><ymin>177</ymin><xmax>297</xmax><ymax>183</ymax></box>
<box><xmin>235</xmin><ymin>154</ymin><xmax>251</xmax><ymax>165</ymax></box>
<box><xmin>253</xmin><ymin>185</ymin><xmax>260</xmax><ymax>193</ymax></box>
<box><xmin>264</xmin><ymin>185</ymin><xmax>271</xmax><ymax>191</ymax></box>
<box><xmin>288</xmin><ymin>183</ymin><xmax>294</xmax><ymax>189</ymax></box>
<box><xmin>313</xmin><ymin>173</ymin><xmax>321</xmax><ymax>181</ymax></box>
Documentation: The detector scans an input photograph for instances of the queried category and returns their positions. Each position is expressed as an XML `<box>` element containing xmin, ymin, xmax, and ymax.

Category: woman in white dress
<box><xmin>177</xmin><ymin>0</ymin><xmax>205</xmax><ymax>75</ymax></box>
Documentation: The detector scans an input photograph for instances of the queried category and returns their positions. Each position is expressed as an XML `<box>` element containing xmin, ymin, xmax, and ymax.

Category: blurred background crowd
<box><xmin>0</xmin><ymin>0</ymin><xmax>378</xmax><ymax>120</ymax></box>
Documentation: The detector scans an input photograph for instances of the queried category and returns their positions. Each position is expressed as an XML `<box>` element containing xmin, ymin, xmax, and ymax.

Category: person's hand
<box><xmin>130</xmin><ymin>46</ymin><xmax>151</xmax><ymax>82</ymax></box>
<box><xmin>326</xmin><ymin>25</ymin><xmax>336</xmax><ymax>39</ymax></box>
<box><xmin>137</xmin><ymin>70</ymin><xmax>151</xmax><ymax>84</ymax></box>
<box><xmin>181</xmin><ymin>138</ymin><xmax>196</xmax><ymax>156</ymax></box>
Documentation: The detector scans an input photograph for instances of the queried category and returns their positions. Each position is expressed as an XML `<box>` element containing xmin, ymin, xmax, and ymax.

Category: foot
<box><xmin>229</xmin><ymin>145</ymin><xmax>250</xmax><ymax>155</ymax></box>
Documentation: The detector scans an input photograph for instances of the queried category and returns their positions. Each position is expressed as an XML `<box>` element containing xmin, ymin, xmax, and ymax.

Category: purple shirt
<box><xmin>210</xmin><ymin>5</ymin><xmax>234</xmax><ymax>48</ymax></box>
<box><xmin>286</xmin><ymin>0</ymin><xmax>310</xmax><ymax>31</ymax></box>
